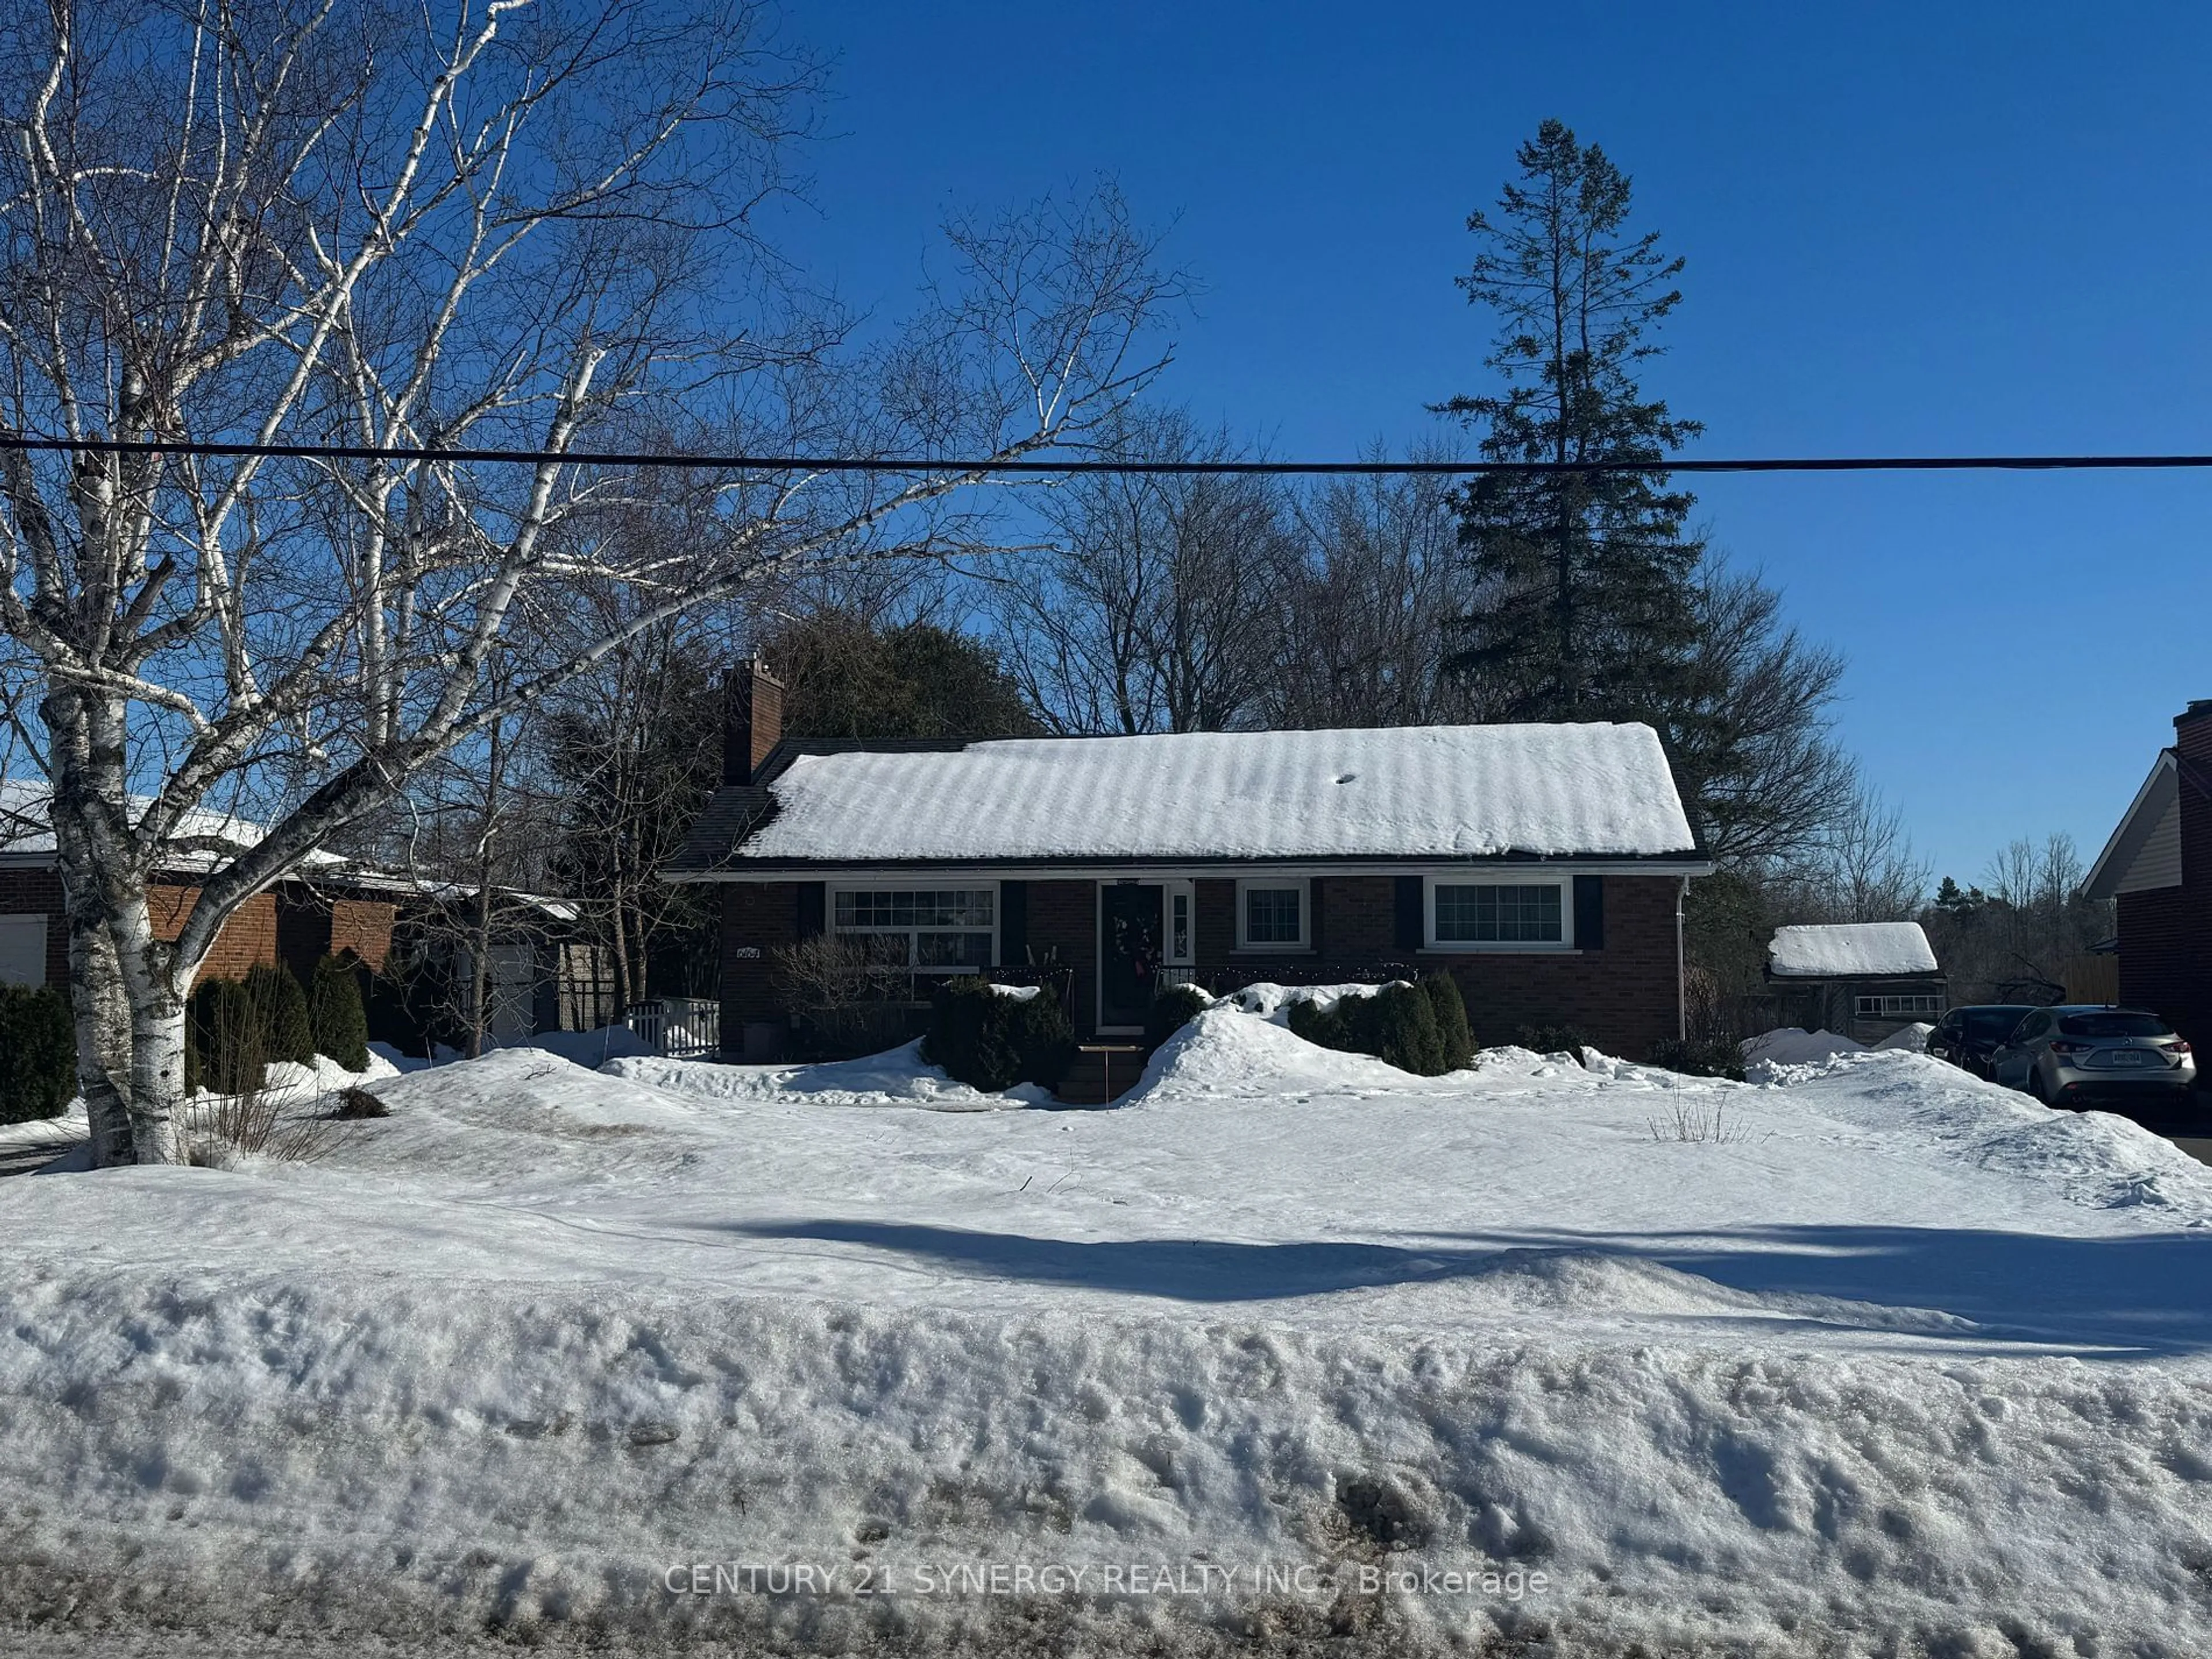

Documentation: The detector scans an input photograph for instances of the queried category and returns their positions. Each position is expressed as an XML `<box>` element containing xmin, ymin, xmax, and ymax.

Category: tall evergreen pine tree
<box><xmin>1442</xmin><ymin>119</ymin><xmax>1703</xmax><ymax>719</ymax></box>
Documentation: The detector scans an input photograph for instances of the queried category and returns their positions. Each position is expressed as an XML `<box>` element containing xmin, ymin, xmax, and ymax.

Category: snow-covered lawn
<box><xmin>5</xmin><ymin>1002</ymin><xmax>2212</xmax><ymax>1655</ymax></box>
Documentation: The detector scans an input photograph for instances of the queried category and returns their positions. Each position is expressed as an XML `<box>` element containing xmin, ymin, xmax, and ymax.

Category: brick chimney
<box><xmin>2176</xmin><ymin>698</ymin><xmax>2212</xmax><ymax>767</ymax></box>
<box><xmin>724</xmin><ymin>659</ymin><xmax>786</xmax><ymax>785</ymax></box>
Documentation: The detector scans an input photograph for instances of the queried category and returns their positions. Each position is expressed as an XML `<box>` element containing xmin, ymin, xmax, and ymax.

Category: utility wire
<box><xmin>3</xmin><ymin>431</ymin><xmax>2212</xmax><ymax>475</ymax></box>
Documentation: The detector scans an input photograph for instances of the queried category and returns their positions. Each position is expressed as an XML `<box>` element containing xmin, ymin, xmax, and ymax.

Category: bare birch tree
<box><xmin>0</xmin><ymin>0</ymin><xmax>1178</xmax><ymax>1164</ymax></box>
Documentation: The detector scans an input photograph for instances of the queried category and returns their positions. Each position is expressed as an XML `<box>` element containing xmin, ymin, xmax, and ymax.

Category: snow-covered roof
<box><xmin>0</xmin><ymin>777</ymin><xmax>271</xmax><ymax>865</ymax></box>
<box><xmin>685</xmin><ymin>722</ymin><xmax>1700</xmax><ymax>869</ymax></box>
<box><xmin>1768</xmin><ymin>922</ymin><xmax>1940</xmax><ymax>979</ymax></box>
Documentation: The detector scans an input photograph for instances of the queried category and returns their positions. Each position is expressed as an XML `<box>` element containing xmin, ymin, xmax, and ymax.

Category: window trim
<box><xmin>1164</xmin><ymin>878</ymin><xmax>1195</xmax><ymax>965</ymax></box>
<box><xmin>828</xmin><ymin>882</ymin><xmax>1000</xmax><ymax>995</ymax></box>
<box><xmin>1422</xmin><ymin>875</ymin><xmax>1575</xmax><ymax>953</ymax></box>
<box><xmin>1234</xmin><ymin>878</ymin><xmax>1309</xmax><ymax>952</ymax></box>
<box><xmin>1853</xmin><ymin>992</ymin><xmax>1945</xmax><ymax>1019</ymax></box>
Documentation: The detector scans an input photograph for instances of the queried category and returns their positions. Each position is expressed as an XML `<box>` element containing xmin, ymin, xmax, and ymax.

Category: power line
<box><xmin>4</xmin><ymin>431</ymin><xmax>2212</xmax><ymax>475</ymax></box>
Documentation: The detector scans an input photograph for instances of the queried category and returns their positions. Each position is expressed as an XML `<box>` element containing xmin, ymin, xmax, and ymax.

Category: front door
<box><xmin>1099</xmin><ymin>882</ymin><xmax>1163</xmax><ymax>1029</ymax></box>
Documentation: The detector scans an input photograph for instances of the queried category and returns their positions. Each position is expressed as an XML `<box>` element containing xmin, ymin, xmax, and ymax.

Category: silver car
<box><xmin>1990</xmin><ymin>1005</ymin><xmax>2196</xmax><ymax>1105</ymax></box>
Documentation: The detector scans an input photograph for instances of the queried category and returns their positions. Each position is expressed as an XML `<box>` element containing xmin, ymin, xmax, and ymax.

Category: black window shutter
<box><xmin>1393</xmin><ymin>876</ymin><xmax>1423</xmax><ymax>951</ymax></box>
<box><xmin>1573</xmin><ymin>875</ymin><xmax>1605</xmax><ymax>949</ymax></box>
<box><xmin>999</xmin><ymin>880</ymin><xmax>1028</xmax><ymax>965</ymax></box>
<box><xmin>796</xmin><ymin>881</ymin><xmax>825</xmax><ymax>940</ymax></box>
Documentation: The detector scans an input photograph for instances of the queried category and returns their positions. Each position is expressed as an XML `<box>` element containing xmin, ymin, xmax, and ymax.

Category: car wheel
<box><xmin>2027</xmin><ymin>1067</ymin><xmax>2049</xmax><ymax>1104</ymax></box>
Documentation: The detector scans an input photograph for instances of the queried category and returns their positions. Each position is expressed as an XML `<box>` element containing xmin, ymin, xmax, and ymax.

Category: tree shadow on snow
<box><xmin>724</xmin><ymin>1218</ymin><xmax>2212</xmax><ymax>1358</ymax></box>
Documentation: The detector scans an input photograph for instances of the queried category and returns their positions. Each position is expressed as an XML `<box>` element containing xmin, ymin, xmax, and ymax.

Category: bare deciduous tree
<box><xmin>0</xmin><ymin>1</ymin><xmax>1178</xmax><ymax>1164</ymax></box>
<box><xmin>995</xmin><ymin>410</ymin><xmax>1294</xmax><ymax>734</ymax></box>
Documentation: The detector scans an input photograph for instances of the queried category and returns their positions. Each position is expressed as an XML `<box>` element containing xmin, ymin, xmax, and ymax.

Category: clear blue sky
<box><xmin>774</xmin><ymin>1</ymin><xmax>2212</xmax><ymax>884</ymax></box>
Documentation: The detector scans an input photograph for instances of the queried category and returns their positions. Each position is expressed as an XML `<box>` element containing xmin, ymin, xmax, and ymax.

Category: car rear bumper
<box><xmin>2051</xmin><ymin>1073</ymin><xmax>2196</xmax><ymax>1101</ymax></box>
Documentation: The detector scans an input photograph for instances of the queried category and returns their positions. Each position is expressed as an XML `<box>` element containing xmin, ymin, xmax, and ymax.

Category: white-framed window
<box><xmin>1855</xmin><ymin>993</ymin><xmax>1944</xmax><ymax>1018</ymax></box>
<box><xmin>1165</xmin><ymin>878</ymin><xmax>1195</xmax><ymax>965</ymax></box>
<box><xmin>0</xmin><ymin>913</ymin><xmax>46</xmax><ymax>986</ymax></box>
<box><xmin>831</xmin><ymin>887</ymin><xmax>997</xmax><ymax>994</ymax></box>
<box><xmin>1426</xmin><ymin>877</ymin><xmax>1571</xmax><ymax>949</ymax></box>
<box><xmin>1236</xmin><ymin>879</ymin><xmax>1308</xmax><ymax>950</ymax></box>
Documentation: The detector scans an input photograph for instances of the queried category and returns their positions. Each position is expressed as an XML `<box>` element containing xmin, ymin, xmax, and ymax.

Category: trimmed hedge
<box><xmin>922</xmin><ymin>979</ymin><xmax>1076</xmax><ymax>1092</ymax></box>
<box><xmin>306</xmin><ymin>955</ymin><xmax>370</xmax><ymax>1071</ymax></box>
<box><xmin>1144</xmin><ymin>983</ymin><xmax>1212</xmax><ymax>1050</ymax></box>
<box><xmin>1286</xmin><ymin>982</ymin><xmax>1459</xmax><ymax>1077</ymax></box>
<box><xmin>0</xmin><ymin>984</ymin><xmax>74</xmax><ymax>1124</ymax></box>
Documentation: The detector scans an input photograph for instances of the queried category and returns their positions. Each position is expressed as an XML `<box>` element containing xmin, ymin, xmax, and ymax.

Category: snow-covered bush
<box><xmin>1288</xmin><ymin>981</ymin><xmax>1456</xmax><ymax>1075</ymax></box>
<box><xmin>1514</xmin><ymin>1023</ymin><xmax>1594</xmax><ymax>1064</ymax></box>
<box><xmin>0</xmin><ymin>984</ymin><xmax>72</xmax><ymax>1124</ymax></box>
<box><xmin>306</xmin><ymin>956</ymin><xmax>370</xmax><ymax>1071</ymax></box>
<box><xmin>1646</xmin><ymin>1034</ymin><xmax>1747</xmax><ymax>1081</ymax></box>
<box><xmin>1144</xmin><ymin>983</ymin><xmax>1212</xmax><ymax>1049</ymax></box>
<box><xmin>922</xmin><ymin>977</ymin><xmax>1075</xmax><ymax>1092</ymax></box>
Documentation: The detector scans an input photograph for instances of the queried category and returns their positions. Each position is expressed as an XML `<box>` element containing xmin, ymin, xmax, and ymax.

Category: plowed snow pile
<box><xmin>5</xmin><ymin>1005</ymin><xmax>2212</xmax><ymax>1656</ymax></box>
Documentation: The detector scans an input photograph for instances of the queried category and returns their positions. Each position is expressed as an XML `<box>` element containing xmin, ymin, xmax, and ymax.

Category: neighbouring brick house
<box><xmin>2084</xmin><ymin>699</ymin><xmax>2212</xmax><ymax>1054</ymax></box>
<box><xmin>667</xmin><ymin>664</ymin><xmax>1713</xmax><ymax>1060</ymax></box>
<box><xmin>0</xmin><ymin>785</ymin><xmax>402</xmax><ymax>993</ymax></box>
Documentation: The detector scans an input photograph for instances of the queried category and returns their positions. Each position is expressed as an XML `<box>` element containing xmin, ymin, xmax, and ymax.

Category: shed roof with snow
<box><xmin>670</xmin><ymin>721</ymin><xmax>1706</xmax><ymax>874</ymax></box>
<box><xmin>1767</xmin><ymin>922</ymin><xmax>1940</xmax><ymax>980</ymax></box>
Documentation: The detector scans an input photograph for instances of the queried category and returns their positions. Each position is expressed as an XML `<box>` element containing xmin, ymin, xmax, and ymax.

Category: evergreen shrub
<box><xmin>922</xmin><ymin>979</ymin><xmax>1075</xmax><ymax>1092</ymax></box>
<box><xmin>0</xmin><ymin>984</ymin><xmax>73</xmax><ymax>1124</ymax></box>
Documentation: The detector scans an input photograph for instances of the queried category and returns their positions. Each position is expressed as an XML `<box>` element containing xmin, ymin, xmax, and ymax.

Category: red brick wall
<box><xmin>1426</xmin><ymin>876</ymin><xmax>1681</xmax><ymax>1058</ymax></box>
<box><xmin>2118</xmin><ymin>887</ymin><xmax>2190</xmax><ymax>1039</ymax></box>
<box><xmin>150</xmin><ymin>885</ymin><xmax>279</xmax><ymax>984</ymax></box>
<box><xmin>721</xmin><ymin>882</ymin><xmax>800</xmax><ymax>1052</ymax></box>
<box><xmin>2173</xmin><ymin>706</ymin><xmax>2212</xmax><ymax>1060</ymax></box>
<box><xmin>329</xmin><ymin>899</ymin><xmax>395</xmax><ymax>971</ymax></box>
<box><xmin>1195</xmin><ymin>879</ymin><xmax>1236</xmax><ymax>961</ymax></box>
<box><xmin>1027</xmin><ymin>881</ymin><xmax>1097</xmax><ymax>1035</ymax></box>
<box><xmin>0</xmin><ymin>866</ymin><xmax>69</xmax><ymax>986</ymax></box>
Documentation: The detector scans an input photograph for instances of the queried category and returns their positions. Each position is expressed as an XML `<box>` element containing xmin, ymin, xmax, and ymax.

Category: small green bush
<box><xmin>922</xmin><ymin>979</ymin><xmax>1075</xmax><ymax>1092</ymax></box>
<box><xmin>1515</xmin><ymin>1024</ymin><xmax>1593</xmax><ymax>1062</ymax></box>
<box><xmin>1646</xmin><ymin>1035</ymin><xmax>1747</xmax><ymax>1081</ymax></box>
<box><xmin>0</xmin><ymin>984</ymin><xmax>74</xmax><ymax>1124</ymax></box>
<box><xmin>188</xmin><ymin>977</ymin><xmax>267</xmax><ymax>1096</ymax></box>
<box><xmin>1421</xmin><ymin>973</ymin><xmax>1475</xmax><ymax>1071</ymax></box>
<box><xmin>306</xmin><ymin>955</ymin><xmax>371</xmax><ymax>1071</ymax></box>
<box><xmin>1286</xmin><ymin>983</ymin><xmax>1459</xmax><ymax>1078</ymax></box>
<box><xmin>245</xmin><ymin>963</ymin><xmax>315</xmax><ymax>1066</ymax></box>
<box><xmin>1145</xmin><ymin>983</ymin><xmax>1212</xmax><ymax>1050</ymax></box>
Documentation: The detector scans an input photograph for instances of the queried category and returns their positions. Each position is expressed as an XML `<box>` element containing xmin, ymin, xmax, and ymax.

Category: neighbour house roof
<box><xmin>0</xmin><ymin>780</ymin><xmax>567</xmax><ymax>918</ymax></box>
<box><xmin>1768</xmin><ymin>922</ymin><xmax>1941</xmax><ymax>980</ymax></box>
<box><xmin>2084</xmin><ymin>748</ymin><xmax>2184</xmax><ymax>901</ymax></box>
<box><xmin>668</xmin><ymin>721</ymin><xmax>1705</xmax><ymax>875</ymax></box>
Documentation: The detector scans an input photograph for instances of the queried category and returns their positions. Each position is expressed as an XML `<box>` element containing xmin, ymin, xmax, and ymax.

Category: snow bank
<box><xmin>612</xmin><ymin>1039</ymin><xmax>1044</xmax><ymax>1111</ymax></box>
<box><xmin>1768</xmin><ymin>920</ymin><xmax>1939</xmax><ymax>977</ymax></box>
<box><xmin>9</xmin><ymin>1002</ymin><xmax>2212</xmax><ymax>1653</ymax></box>
<box><xmin>1740</xmin><ymin>1026</ymin><xmax>1867</xmax><ymax>1070</ymax></box>
<box><xmin>1876</xmin><ymin>1020</ymin><xmax>1936</xmax><ymax>1051</ymax></box>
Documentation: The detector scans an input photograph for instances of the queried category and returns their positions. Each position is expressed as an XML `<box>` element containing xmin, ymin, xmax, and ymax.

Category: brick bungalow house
<box><xmin>667</xmin><ymin>664</ymin><xmax>1713</xmax><ymax>1060</ymax></box>
<box><xmin>0</xmin><ymin>782</ymin><xmax>400</xmax><ymax>992</ymax></box>
<box><xmin>2084</xmin><ymin>698</ymin><xmax>2212</xmax><ymax>1052</ymax></box>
